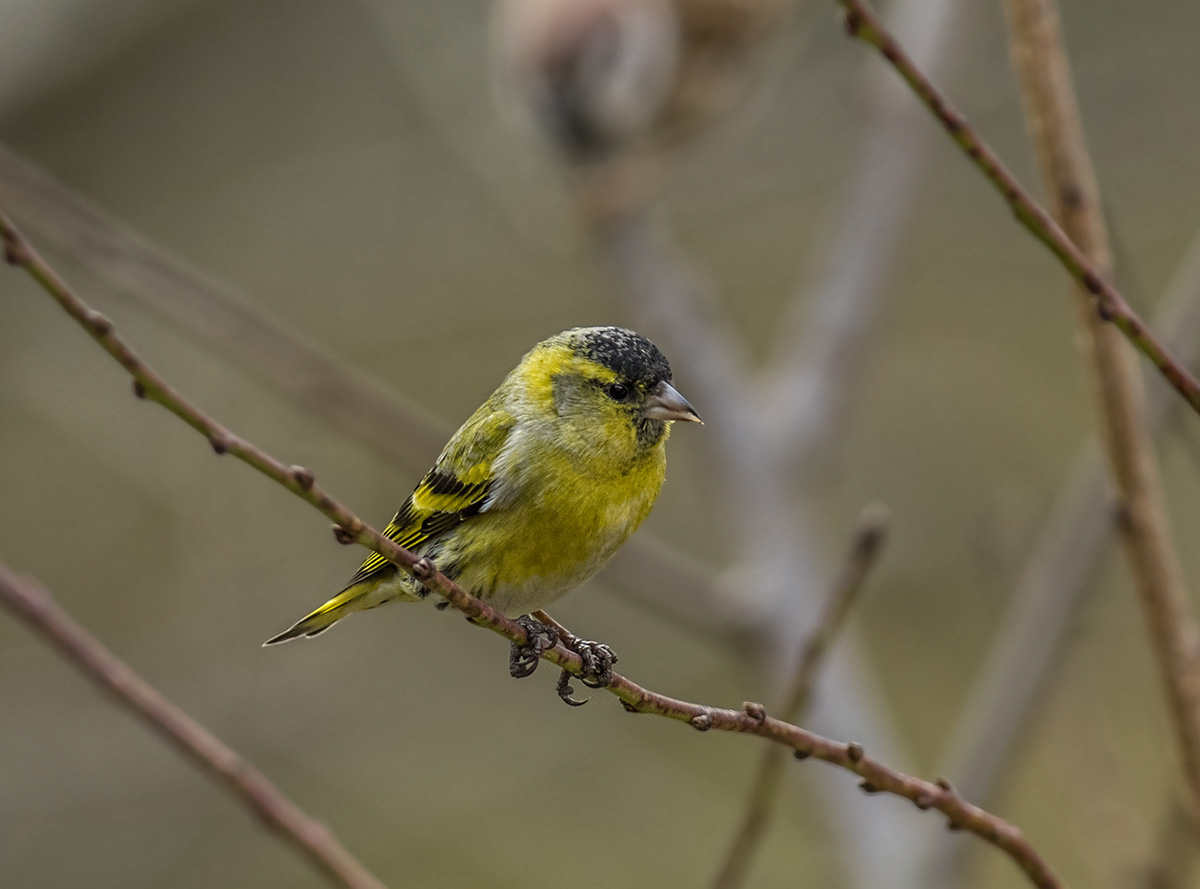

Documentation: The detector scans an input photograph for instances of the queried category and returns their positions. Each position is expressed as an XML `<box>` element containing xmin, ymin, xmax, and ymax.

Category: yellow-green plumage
<box><xmin>264</xmin><ymin>326</ymin><xmax>699</xmax><ymax>645</ymax></box>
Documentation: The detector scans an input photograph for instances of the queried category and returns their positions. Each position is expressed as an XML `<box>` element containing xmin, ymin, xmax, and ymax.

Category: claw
<box><xmin>552</xmin><ymin>639</ymin><xmax>618</xmax><ymax>704</ymax></box>
<box><xmin>516</xmin><ymin>611</ymin><xmax>620</xmax><ymax>703</ymax></box>
<box><xmin>556</xmin><ymin>670</ymin><xmax>589</xmax><ymax>706</ymax></box>
<box><xmin>575</xmin><ymin>641</ymin><xmax>617</xmax><ymax>688</ymax></box>
<box><xmin>509</xmin><ymin>615</ymin><xmax>559</xmax><ymax>679</ymax></box>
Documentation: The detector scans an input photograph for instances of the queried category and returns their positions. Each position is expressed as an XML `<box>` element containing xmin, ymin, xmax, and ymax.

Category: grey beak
<box><xmin>642</xmin><ymin>380</ymin><xmax>703</xmax><ymax>424</ymax></box>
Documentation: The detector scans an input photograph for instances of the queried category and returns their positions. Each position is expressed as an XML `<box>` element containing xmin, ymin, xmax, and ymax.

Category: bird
<box><xmin>495</xmin><ymin>0</ymin><xmax>799</xmax><ymax>222</ymax></box>
<box><xmin>264</xmin><ymin>326</ymin><xmax>700</xmax><ymax>692</ymax></box>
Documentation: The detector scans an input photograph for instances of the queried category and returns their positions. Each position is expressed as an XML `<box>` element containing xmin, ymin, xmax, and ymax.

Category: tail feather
<box><xmin>262</xmin><ymin>575</ymin><xmax>412</xmax><ymax>643</ymax></box>
<box><xmin>263</xmin><ymin>579</ymin><xmax>391</xmax><ymax>646</ymax></box>
<box><xmin>263</xmin><ymin>599</ymin><xmax>346</xmax><ymax>646</ymax></box>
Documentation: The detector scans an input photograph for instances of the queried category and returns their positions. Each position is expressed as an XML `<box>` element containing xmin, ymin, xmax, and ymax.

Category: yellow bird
<box><xmin>265</xmin><ymin>327</ymin><xmax>700</xmax><ymax>690</ymax></box>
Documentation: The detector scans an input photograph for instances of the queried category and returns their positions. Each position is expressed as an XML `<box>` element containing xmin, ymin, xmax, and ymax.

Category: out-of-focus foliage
<box><xmin>3</xmin><ymin>1</ymin><xmax>1200</xmax><ymax>887</ymax></box>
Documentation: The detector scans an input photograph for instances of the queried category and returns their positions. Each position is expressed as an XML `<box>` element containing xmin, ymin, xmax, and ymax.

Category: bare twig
<box><xmin>0</xmin><ymin>563</ymin><xmax>390</xmax><ymax>889</ymax></box>
<box><xmin>1</xmin><ymin>208</ymin><xmax>1065</xmax><ymax>889</ymax></box>
<box><xmin>712</xmin><ymin>505</ymin><xmax>888</xmax><ymax>889</ymax></box>
<box><xmin>1001</xmin><ymin>0</ymin><xmax>1200</xmax><ymax>829</ymax></box>
<box><xmin>836</xmin><ymin>0</ymin><xmax>1200</xmax><ymax>419</ymax></box>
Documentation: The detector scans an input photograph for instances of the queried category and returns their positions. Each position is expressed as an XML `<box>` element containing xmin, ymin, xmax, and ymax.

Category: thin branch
<box><xmin>712</xmin><ymin>505</ymin><xmax>888</xmax><ymax>889</ymax></box>
<box><xmin>1001</xmin><ymin>0</ymin><xmax>1200</xmax><ymax>829</ymax></box>
<box><xmin>836</xmin><ymin>0</ymin><xmax>1200</xmax><ymax>419</ymax></box>
<box><xmin>0</xmin><ymin>563</ymin><xmax>390</xmax><ymax>889</ymax></box>
<box><xmin>1</xmin><ymin>208</ymin><xmax>1065</xmax><ymax>889</ymax></box>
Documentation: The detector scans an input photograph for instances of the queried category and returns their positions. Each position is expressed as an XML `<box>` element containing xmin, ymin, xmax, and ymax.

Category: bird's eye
<box><xmin>606</xmin><ymin>382</ymin><xmax>630</xmax><ymax>402</ymax></box>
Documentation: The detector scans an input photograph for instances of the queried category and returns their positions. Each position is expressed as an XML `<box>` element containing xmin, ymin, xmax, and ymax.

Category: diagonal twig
<box><xmin>712</xmin><ymin>505</ymin><xmax>889</xmax><ymax>889</ymax></box>
<box><xmin>0</xmin><ymin>563</ymin><xmax>390</xmax><ymax>889</ymax></box>
<box><xmin>1</xmin><ymin>206</ymin><xmax>1066</xmax><ymax>889</ymax></box>
<box><xmin>836</xmin><ymin>0</ymin><xmax>1200</xmax><ymax>419</ymax></box>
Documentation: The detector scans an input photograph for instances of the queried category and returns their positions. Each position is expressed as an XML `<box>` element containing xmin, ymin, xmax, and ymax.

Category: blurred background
<box><xmin>3</xmin><ymin>0</ymin><xmax>1200</xmax><ymax>887</ymax></box>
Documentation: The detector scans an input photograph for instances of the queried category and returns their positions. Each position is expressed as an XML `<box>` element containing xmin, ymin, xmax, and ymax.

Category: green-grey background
<box><xmin>3</xmin><ymin>1</ymin><xmax>1200</xmax><ymax>887</ymax></box>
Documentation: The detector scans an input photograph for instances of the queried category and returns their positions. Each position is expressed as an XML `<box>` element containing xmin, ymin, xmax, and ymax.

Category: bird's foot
<box><xmin>509</xmin><ymin>615</ymin><xmax>559</xmax><ymax>679</ymax></box>
<box><xmin>553</xmin><ymin>636</ymin><xmax>618</xmax><ymax>706</ymax></box>
<box><xmin>572</xmin><ymin>638</ymin><xmax>618</xmax><ymax>688</ymax></box>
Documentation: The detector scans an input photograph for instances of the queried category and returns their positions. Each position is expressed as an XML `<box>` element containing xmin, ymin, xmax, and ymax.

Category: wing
<box><xmin>344</xmin><ymin>398</ymin><xmax>516</xmax><ymax>588</ymax></box>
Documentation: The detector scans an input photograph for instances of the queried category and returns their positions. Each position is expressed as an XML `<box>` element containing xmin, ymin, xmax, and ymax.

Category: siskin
<box><xmin>265</xmin><ymin>327</ymin><xmax>700</xmax><ymax>688</ymax></box>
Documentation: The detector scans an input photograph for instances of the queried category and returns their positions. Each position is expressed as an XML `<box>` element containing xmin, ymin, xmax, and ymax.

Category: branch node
<box><xmin>946</xmin><ymin>820</ymin><xmax>963</xmax><ymax>833</ymax></box>
<box><xmin>621</xmin><ymin>700</ymin><xmax>638</xmax><ymax>713</ymax></box>
<box><xmin>290</xmin><ymin>465</ymin><xmax>315</xmax><ymax>491</ymax></box>
<box><xmin>132</xmin><ymin>380</ymin><xmax>147</xmax><ymax>399</ymax></box>
<box><xmin>690</xmin><ymin>711</ymin><xmax>714</xmax><ymax>731</ymax></box>
<box><xmin>935</xmin><ymin>776</ymin><xmax>955</xmax><ymax>793</ymax></box>
<box><xmin>742</xmin><ymin>701</ymin><xmax>767</xmax><ymax>723</ymax></box>
<box><xmin>85</xmin><ymin>310</ymin><xmax>113</xmax><ymax>335</ymax></box>
<box><xmin>793</xmin><ymin>748</ymin><xmax>811</xmax><ymax>761</ymax></box>
<box><xmin>845</xmin><ymin>742</ymin><xmax>865</xmax><ymax>763</ymax></box>
<box><xmin>331</xmin><ymin>525</ymin><xmax>356</xmax><ymax>545</ymax></box>
<box><xmin>858</xmin><ymin>780</ymin><xmax>880</xmax><ymax>794</ymax></box>
<box><xmin>914</xmin><ymin>792</ymin><xmax>936</xmax><ymax>810</ymax></box>
<box><xmin>209</xmin><ymin>435</ymin><xmax>230</xmax><ymax>455</ymax></box>
<box><xmin>3</xmin><ymin>239</ymin><xmax>25</xmax><ymax>266</ymax></box>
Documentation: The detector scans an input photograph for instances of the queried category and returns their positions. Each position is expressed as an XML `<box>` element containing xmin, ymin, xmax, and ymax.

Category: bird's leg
<box><xmin>532</xmin><ymin>610</ymin><xmax>619</xmax><ymax>699</ymax></box>
<box><xmin>509</xmin><ymin>614</ymin><xmax>559</xmax><ymax>679</ymax></box>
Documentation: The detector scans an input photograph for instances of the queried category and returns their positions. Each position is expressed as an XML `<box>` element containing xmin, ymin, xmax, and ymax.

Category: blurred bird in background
<box><xmin>495</xmin><ymin>0</ymin><xmax>800</xmax><ymax>224</ymax></box>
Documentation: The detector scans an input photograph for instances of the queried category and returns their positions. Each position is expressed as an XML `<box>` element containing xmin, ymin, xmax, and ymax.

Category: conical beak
<box><xmin>642</xmin><ymin>380</ymin><xmax>703</xmax><ymax>424</ymax></box>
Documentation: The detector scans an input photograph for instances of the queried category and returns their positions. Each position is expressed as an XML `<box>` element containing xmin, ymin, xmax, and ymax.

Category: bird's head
<box><xmin>512</xmin><ymin>326</ymin><xmax>701</xmax><ymax>461</ymax></box>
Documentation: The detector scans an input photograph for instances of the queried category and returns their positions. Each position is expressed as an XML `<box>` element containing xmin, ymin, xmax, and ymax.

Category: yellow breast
<box><xmin>446</xmin><ymin>434</ymin><xmax>667</xmax><ymax>616</ymax></box>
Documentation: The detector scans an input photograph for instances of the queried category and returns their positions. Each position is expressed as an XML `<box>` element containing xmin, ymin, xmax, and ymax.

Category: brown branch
<box><xmin>712</xmin><ymin>505</ymin><xmax>888</xmax><ymax>889</ymax></box>
<box><xmin>836</xmin><ymin>0</ymin><xmax>1200</xmax><ymax>419</ymax></box>
<box><xmin>0</xmin><ymin>563</ymin><xmax>389</xmax><ymax>889</ymax></box>
<box><xmin>0</xmin><ymin>207</ymin><xmax>1065</xmax><ymax>889</ymax></box>
<box><xmin>1000</xmin><ymin>0</ymin><xmax>1200</xmax><ymax>829</ymax></box>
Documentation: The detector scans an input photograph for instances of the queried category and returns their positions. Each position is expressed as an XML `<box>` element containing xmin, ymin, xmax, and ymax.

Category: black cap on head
<box><xmin>572</xmin><ymin>326</ymin><xmax>672</xmax><ymax>387</ymax></box>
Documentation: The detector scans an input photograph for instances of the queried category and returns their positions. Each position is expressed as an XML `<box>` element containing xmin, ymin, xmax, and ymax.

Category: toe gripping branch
<box><xmin>508</xmin><ymin>615</ymin><xmax>618</xmax><ymax>707</ymax></box>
